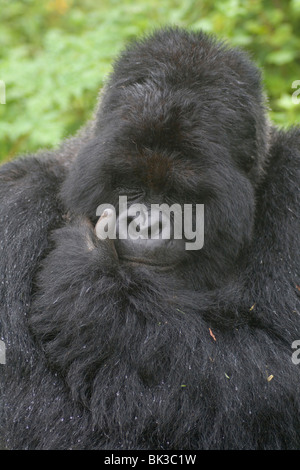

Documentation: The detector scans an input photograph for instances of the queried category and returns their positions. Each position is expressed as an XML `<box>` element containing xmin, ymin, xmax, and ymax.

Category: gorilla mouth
<box><xmin>120</xmin><ymin>256</ymin><xmax>177</xmax><ymax>270</ymax></box>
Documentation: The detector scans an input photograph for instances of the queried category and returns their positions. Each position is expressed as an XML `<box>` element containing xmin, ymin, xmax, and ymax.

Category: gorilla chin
<box><xmin>0</xmin><ymin>27</ymin><xmax>299</xmax><ymax>451</ymax></box>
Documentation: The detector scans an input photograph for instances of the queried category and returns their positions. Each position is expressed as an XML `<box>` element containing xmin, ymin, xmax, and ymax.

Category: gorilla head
<box><xmin>61</xmin><ymin>28</ymin><xmax>270</xmax><ymax>288</ymax></box>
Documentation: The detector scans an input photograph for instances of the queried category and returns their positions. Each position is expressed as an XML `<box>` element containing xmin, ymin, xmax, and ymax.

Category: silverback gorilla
<box><xmin>0</xmin><ymin>27</ymin><xmax>300</xmax><ymax>450</ymax></box>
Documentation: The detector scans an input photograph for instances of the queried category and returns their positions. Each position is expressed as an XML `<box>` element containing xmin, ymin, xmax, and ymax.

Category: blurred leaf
<box><xmin>266</xmin><ymin>49</ymin><xmax>297</xmax><ymax>65</ymax></box>
<box><xmin>0</xmin><ymin>0</ymin><xmax>300</xmax><ymax>162</ymax></box>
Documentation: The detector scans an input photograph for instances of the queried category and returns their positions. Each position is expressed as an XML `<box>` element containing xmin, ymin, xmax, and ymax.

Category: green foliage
<box><xmin>0</xmin><ymin>0</ymin><xmax>299</xmax><ymax>162</ymax></box>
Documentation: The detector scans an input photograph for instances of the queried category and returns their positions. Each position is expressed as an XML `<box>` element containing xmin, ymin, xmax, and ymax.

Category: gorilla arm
<box><xmin>0</xmin><ymin>119</ymin><xmax>95</xmax><ymax>349</ymax></box>
<box><xmin>242</xmin><ymin>128</ymin><xmax>300</xmax><ymax>339</ymax></box>
<box><xmin>0</xmin><ymin>154</ymin><xmax>83</xmax><ymax>449</ymax></box>
<box><xmin>0</xmin><ymin>153</ymin><xmax>144</xmax><ymax>449</ymax></box>
<box><xmin>0</xmin><ymin>154</ymin><xmax>66</xmax><ymax>348</ymax></box>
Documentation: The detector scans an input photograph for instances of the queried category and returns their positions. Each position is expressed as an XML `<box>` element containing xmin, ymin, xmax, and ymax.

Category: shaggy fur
<box><xmin>0</xmin><ymin>27</ymin><xmax>299</xmax><ymax>450</ymax></box>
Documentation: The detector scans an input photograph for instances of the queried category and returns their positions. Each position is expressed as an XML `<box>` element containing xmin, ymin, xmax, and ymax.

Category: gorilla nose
<box><xmin>115</xmin><ymin>209</ymin><xmax>186</xmax><ymax>266</ymax></box>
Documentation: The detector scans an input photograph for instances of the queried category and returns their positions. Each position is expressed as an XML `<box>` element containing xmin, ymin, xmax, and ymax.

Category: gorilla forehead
<box><xmin>98</xmin><ymin>80</ymin><xmax>243</xmax><ymax>167</ymax></box>
<box><xmin>98</xmin><ymin>75</ymin><xmax>262</xmax><ymax>177</ymax></box>
<box><xmin>120</xmin><ymin>83</ymin><xmax>196</xmax><ymax>149</ymax></box>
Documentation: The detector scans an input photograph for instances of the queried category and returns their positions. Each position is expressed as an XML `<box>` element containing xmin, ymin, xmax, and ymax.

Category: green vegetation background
<box><xmin>0</xmin><ymin>0</ymin><xmax>300</xmax><ymax>162</ymax></box>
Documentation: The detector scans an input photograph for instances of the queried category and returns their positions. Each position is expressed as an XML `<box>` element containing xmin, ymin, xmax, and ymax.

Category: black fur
<box><xmin>0</xmin><ymin>27</ymin><xmax>299</xmax><ymax>450</ymax></box>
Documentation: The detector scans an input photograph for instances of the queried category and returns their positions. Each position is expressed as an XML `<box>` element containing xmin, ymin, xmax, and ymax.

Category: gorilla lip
<box><xmin>119</xmin><ymin>256</ymin><xmax>178</xmax><ymax>270</ymax></box>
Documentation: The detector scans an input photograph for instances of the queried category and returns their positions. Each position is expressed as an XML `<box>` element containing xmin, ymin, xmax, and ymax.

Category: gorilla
<box><xmin>0</xmin><ymin>27</ymin><xmax>299</xmax><ymax>450</ymax></box>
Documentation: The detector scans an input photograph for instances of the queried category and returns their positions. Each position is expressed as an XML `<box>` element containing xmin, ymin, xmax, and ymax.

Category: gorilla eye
<box><xmin>117</xmin><ymin>187</ymin><xmax>144</xmax><ymax>201</ymax></box>
<box><xmin>111</xmin><ymin>174</ymin><xmax>141</xmax><ymax>196</ymax></box>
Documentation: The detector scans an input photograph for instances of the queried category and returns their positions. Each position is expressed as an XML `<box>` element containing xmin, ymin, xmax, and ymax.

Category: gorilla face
<box><xmin>61</xmin><ymin>28</ymin><xmax>269</xmax><ymax>287</ymax></box>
